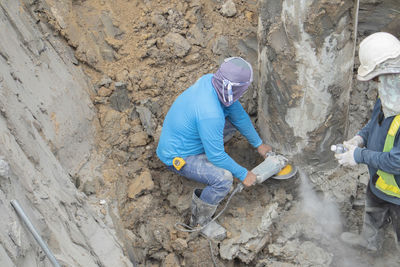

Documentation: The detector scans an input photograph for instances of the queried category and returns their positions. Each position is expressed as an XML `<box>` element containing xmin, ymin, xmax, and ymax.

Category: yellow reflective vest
<box><xmin>375</xmin><ymin>115</ymin><xmax>400</xmax><ymax>198</ymax></box>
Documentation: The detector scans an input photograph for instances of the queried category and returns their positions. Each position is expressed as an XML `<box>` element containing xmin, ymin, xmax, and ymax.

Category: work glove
<box><xmin>344</xmin><ymin>135</ymin><xmax>364</xmax><ymax>148</ymax></box>
<box><xmin>335</xmin><ymin>144</ymin><xmax>357</xmax><ymax>167</ymax></box>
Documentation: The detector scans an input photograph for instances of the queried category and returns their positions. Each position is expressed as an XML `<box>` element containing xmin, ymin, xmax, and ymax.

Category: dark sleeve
<box><xmin>357</xmin><ymin>99</ymin><xmax>381</xmax><ymax>144</ymax></box>
<box><xmin>355</xmin><ymin>137</ymin><xmax>400</xmax><ymax>175</ymax></box>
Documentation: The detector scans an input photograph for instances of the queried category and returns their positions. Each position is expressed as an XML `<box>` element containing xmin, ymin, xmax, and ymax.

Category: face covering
<box><xmin>378</xmin><ymin>73</ymin><xmax>400</xmax><ymax>117</ymax></box>
<box><xmin>212</xmin><ymin>57</ymin><xmax>253</xmax><ymax>107</ymax></box>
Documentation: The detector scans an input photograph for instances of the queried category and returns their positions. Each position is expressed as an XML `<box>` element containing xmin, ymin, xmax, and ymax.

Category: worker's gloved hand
<box><xmin>335</xmin><ymin>144</ymin><xmax>357</xmax><ymax>167</ymax></box>
<box><xmin>257</xmin><ymin>144</ymin><xmax>272</xmax><ymax>159</ymax></box>
<box><xmin>344</xmin><ymin>135</ymin><xmax>364</xmax><ymax>148</ymax></box>
<box><xmin>243</xmin><ymin>171</ymin><xmax>257</xmax><ymax>187</ymax></box>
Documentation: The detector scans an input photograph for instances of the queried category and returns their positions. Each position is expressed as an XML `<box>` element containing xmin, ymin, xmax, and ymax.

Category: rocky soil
<box><xmin>2</xmin><ymin>0</ymin><xmax>400</xmax><ymax>266</ymax></box>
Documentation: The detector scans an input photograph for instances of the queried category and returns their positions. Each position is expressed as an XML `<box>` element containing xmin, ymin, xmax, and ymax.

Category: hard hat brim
<box><xmin>357</xmin><ymin>55</ymin><xmax>400</xmax><ymax>81</ymax></box>
<box><xmin>357</xmin><ymin>65</ymin><xmax>373</xmax><ymax>81</ymax></box>
<box><xmin>357</xmin><ymin>67</ymin><xmax>400</xmax><ymax>81</ymax></box>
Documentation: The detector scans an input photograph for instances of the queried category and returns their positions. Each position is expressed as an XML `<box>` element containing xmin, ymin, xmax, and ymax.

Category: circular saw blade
<box><xmin>272</xmin><ymin>164</ymin><xmax>298</xmax><ymax>180</ymax></box>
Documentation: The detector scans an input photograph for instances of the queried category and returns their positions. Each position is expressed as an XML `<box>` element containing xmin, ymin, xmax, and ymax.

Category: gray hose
<box><xmin>11</xmin><ymin>200</ymin><xmax>61</xmax><ymax>267</ymax></box>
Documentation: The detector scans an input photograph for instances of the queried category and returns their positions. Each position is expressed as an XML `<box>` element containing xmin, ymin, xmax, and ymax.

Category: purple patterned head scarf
<box><xmin>212</xmin><ymin>57</ymin><xmax>253</xmax><ymax>107</ymax></box>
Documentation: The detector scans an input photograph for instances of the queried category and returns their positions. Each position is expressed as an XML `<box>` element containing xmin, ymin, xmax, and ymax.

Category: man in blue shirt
<box><xmin>335</xmin><ymin>32</ymin><xmax>400</xmax><ymax>251</ymax></box>
<box><xmin>157</xmin><ymin>57</ymin><xmax>271</xmax><ymax>240</ymax></box>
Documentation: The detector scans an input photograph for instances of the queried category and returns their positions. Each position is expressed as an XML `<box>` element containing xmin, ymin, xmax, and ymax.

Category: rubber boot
<box><xmin>340</xmin><ymin>221</ymin><xmax>383</xmax><ymax>251</ymax></box>
<box><xmin>190</xmin><ymin>189</ymin><xmax>227</xmax><ymax>241</ymax></box>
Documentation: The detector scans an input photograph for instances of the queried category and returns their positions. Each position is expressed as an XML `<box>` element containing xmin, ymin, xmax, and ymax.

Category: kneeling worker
<box><xmin>156</xmin><ymin>57</ymin><xmax>271</xmax><ymax>240</ymax></box>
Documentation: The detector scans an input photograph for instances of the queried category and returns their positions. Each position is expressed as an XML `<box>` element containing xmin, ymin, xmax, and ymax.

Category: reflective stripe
<box><xmin>389</xmin><ymin>116</ymin><xmax>400</xmax><ymax>137</ymax></box>
<box><xmin>375</xmin><ymin>115</ymin><xmax>400</xmax><ymax>198</ymax></box>
<box><xmin>376</xmin><ymin>176</ymin><xmax>400</xmax><ymax>198</ymax></box>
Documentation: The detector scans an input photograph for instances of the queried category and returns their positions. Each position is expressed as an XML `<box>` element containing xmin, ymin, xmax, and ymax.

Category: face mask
<box><xmin>220</xmin><ymin>57</ymin><xmax>253</xmax><ymax>105</ymax></box>
<box><xmin>378</xmin><ymin>73</ymin><xmax>400</xmax><ymax>117</ymax></box>
<box><xmin>222</xmin><ymin>79</ymin><xmax>250</xmax><ymax>105</ymax></box>
<box><xmin>212</xmin><ymin>57</ymin><xmax>254</xmax><ymax>106</ymax></box>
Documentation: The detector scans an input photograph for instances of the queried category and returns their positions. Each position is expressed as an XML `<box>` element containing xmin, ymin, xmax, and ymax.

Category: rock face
<box><xmin>358</xmin><ymin>0</ymin><xmax>400</xmax><ymax>37</ymax></box>
<box><xmin>0</xmin><ymin>1</ymin><xmax>131</xmax><ymax>266</ymax></box>
<box><xmin>257</xmin><ymin>0</ymin><xmax>356</xmax><ymax>168</ymax></box>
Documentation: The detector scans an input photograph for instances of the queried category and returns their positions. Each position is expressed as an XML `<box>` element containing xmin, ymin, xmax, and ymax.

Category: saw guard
<box><xmin>272</xmin><ymin>164</ymin><xmax>298</xmax><ymax>180</ymax></box>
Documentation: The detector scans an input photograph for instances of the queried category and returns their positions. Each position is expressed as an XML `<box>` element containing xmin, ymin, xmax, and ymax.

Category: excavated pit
<box><xmin>1</xmin><ymin>0</ymin><xmax>400</xmax><ymax>266</ymax></box>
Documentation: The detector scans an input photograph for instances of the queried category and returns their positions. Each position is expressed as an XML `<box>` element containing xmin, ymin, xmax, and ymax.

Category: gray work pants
<box><xmin>364</xmin><ymin>183</ymin><xmax>400</xmax><ymax>248</ymax></box>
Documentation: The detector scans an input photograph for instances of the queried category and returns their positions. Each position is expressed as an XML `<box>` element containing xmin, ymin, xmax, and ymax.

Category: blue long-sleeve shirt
<box><xmin>156</xmin><ymin>74</ymin><xmax>262</xmax><ymax>181</ymax></box>
<box><xmin>354</xmin><ymin>98</ymin><xmax>400</xmax><ymax>204</ymax></box>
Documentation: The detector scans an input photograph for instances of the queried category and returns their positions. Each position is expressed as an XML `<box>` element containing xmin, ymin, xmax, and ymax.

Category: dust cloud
<box><xmin>298</xmin><ymin>169</ymin><xmax>372</xmax><ymax>267</ymax></box>
<box><xmin>299</xmin><ymin>169</ymin><xmax>342</xmax><ymax>237</ymax></box>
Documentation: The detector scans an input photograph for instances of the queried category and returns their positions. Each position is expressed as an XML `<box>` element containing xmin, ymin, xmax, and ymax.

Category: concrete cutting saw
<box><xmin>252</xmin><ymin>152</ymin><xmax>298</xmax><ymax>184</ymax></box>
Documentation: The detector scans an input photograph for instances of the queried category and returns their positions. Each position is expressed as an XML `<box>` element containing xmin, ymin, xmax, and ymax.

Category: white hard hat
<box><xmin>357</xmin><ymin>32</ymin><xmax>400</xmax><ymax>81</ymax></box>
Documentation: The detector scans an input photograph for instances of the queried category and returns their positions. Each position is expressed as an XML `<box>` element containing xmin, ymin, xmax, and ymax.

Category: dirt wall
<box><xmin>0</xmin><ymin>1</ymin><xmax>130</xmax><ymax>266</ymax></box>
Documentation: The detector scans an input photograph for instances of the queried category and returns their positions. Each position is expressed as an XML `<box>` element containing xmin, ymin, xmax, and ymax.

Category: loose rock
<box><xmin>127</xmin><ymin>170</ymin><xmax>154</xmax><ymax>199</ymax></box>
<box><xmin>164</xmin><ymin>32</ymin><xmax>191</xmax><ymax>57</ymax></box>
<box><xmin>220</xmin><ymin>0</ymin><xmax>237</xmax><ymax>17</ymax></box>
